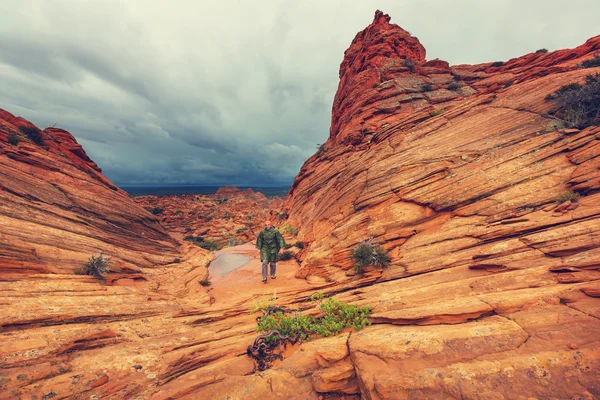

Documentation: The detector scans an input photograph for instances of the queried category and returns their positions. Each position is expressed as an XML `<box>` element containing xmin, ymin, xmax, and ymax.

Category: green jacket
<box><xmin>256</xmin><ymin>227</ymin><xmax>286</xmax><ymax>262</ymax></box>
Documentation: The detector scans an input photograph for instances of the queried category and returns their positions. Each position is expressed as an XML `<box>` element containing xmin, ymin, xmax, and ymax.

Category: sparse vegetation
<box><xmin>173</xmin><ymin>258</ymin><xmax>181</xmax><ymax>263</ymax></box>
<box><xmin>200</xmin><ymin>279</ymin><xmax>211</xmax><ymax>287</ymax></box>
<box><xmin>255</xmin><ymin>292</ymin><xmax>372</xmax><ymax>342</ymax></box>
<box><xmin>80</xmin><ymin>252</ymin><xmax>111</xmax><ymax>279</ymax></box>
<box><xmin>545</xmin><ymin>120</ymin><xmax>565</xmax><ymax>132</ymax></box>
<box><xmin>315</xmin><ymin>143</ymin><xmax>325</xmax><ymax>157</ymax></box>
<box><xmin>447</xmin><ymin>81</ymin><xmax>461</xmax><ymax>91</ymax></box>
<box><xmin>556</xmin><ymin>190</ymin><xmax>581</xmax><ymax>203</ymax></box>
<box><xmin>279</xmin><ymin>224</ymin><xmax>299</xmax><ymax>235</ymax></box>
<box><xmin>579</xmin><ymin>55</ymin><xmax>600</xmax><ymax>69</ymax></box>
<box><xmin>421</xmin><ymin>83</ymin><xmax>434</xmax><ymax>92</ymax></box>
<box><xmin>173</xmin><ymin>210</ymin><xmax>183</xmax><ymax>215</ymax></box>
<box><xmin>184</xmin><ymin>235</ymin><xmax>221</xmax><ymax>251</ymax></box>
<box><xmin>236</xmin><ymin>227</ymin><xmax>248</xmax><ymax>234</ymax></box>
<box><xmin>545</xmin><ymin>74</ymin><xmax>600</xmax><ymax>128</ymax></box>
<box><xmin>536</xmin><ymin>48</ymin><xmax>549</xmax><ymax>54</ymax></box>
<box><xmin>278</xmin><ymin>251</ymin><xmax>294</xmax><ymax>261</ymax></box>
<box><xmin>430</xmin><ymin>108</ymin><xmax>444</xmax><ymax>117</ymax></box>
<box><xmin>19</xmin><ymin>126</ymin><xmax>44</xmax><ymax>145</ymax></box>
<box><xmin>149</xmin><ymin>207</ymin><xmax>164</xmax><ymax>215</ymax></box>
<box><xmin>405</xmin><ymin>58</ymin><xmax>416</xmax><ymax>72</ymax></box>
<box><xmin>294</xmin><ymin>241</ymin><xmax>304</xmax><ymax>249</ymax></box>
<box><xmin>504</xmin><ymin>81</ymin><xmax>514</xmax><ymax>88</ymax></box>
<box><xmin>350</xmin><ymin>240</ymin><xmax>391</xmax><ymax>273</ymax></box>
<box><xmin>250</xmin><ymin>289</ymin><xmax>278</xmax><ymax>313</ymax></box>
<box><xmin>491</xmin><ymin>61</ymin><xmax>505</xmax><ymax>67</ymax></box>
<box><xmin>8</xmin><ymin>134</ymin><xmax>20</xmax><ymax>146</ymax></box>
<box><xmin>452</xmin><ymin>73</ymin><xmax>462</xmax><ymax>81</ymax></box>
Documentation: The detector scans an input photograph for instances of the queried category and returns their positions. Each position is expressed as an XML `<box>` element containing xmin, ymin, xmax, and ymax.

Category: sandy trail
<box><xmin>207</xmin><ymin>243</ymin><xmax>315</xmax><ymax>309</ymax></box>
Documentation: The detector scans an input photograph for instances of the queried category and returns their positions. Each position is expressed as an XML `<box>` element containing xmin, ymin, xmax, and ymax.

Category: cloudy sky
<box><xmin>1</xmin><ymin>0</ymin><xmax>598</xmax><ymax>187</ymax></box>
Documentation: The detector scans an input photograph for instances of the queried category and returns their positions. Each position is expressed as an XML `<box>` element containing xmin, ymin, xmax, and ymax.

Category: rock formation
<box><xmin>1</xmin><ymin>9</ymin><xmax>600</xmax><ymax>400</ymax></box>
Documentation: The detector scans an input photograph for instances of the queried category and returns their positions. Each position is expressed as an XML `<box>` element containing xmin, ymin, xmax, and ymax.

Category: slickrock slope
<box><xmin>276</xmin><ymin>10</ymin><xmax>600</xmax><ymax>399</ymax></box>
<box><xmin>134</xmin><ymin>187</ymin><xmax>282</xmax><ymax>246</ymax></box>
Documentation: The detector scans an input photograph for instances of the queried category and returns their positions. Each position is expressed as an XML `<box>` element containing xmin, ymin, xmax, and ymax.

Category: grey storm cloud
<box><xmin>1</xmin><ymin>0</ymin><xmax>599</xmax><ymax>186</ymax></box>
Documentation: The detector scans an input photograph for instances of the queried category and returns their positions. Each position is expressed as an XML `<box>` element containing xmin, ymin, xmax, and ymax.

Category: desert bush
<box><xmin>19</xmin><ymin>126</ymin><xmax>44</xmax><ymax>145</ymax></box>
<box><xmin>173</xmin><ymin>258</ymin><xmax>181</xmax><ymax>263</ymax></box>
<box><xmin>404</xmin><ymin>58</ymin><xmax>416</xmax><ymax>72</ymax></box>
<box><xmin>294</xmin><ymin>241</ymin><xmax>305</xmax><ymax>249</ymax></box>
<box><xmin>421</xmin><ymin>83</ymin><xmax>434</xmax><ymax>92</ymax></box>
<box><xmin>315</xmin><ymin>143</ymin><xmax>325</xmax><ymax>157</ymax></box>
<box><xmin>256</xmin><ymin>293</ymin><xmax>371</xmax><ymax>341</ymax></box>
<box><xmin>430</xmin><ymin>108</ymin><xmax>444</xmax><ymax>117</ymax></box>
<box><xmin>8</xmin><ymin>134</ymin><xmax>20</xmax><ymax>146</ymax></box>
<box><xmin>536</xmin><ymin>48</ymin><xmax>549</xmax><ymax>54</ymax></box>
<box><xmin>556</xmin><ymin>190</ymin><xmax>581</xmax><ymax>203</ymax></box>
<box><xmin>184</xmin><ymin>235</ymin><xmax>220</xmax><ymax>251</ymax></box>
<box><xmin>200</xmin><ymin>279</ymin><xmax>211</xmax><ymax>286</ymax></box>
<box><xmin>452</xmin><ymin>73</ymin><xmax>462</xmax><ymax>81</ymax></box>
<box><xmin>504</xmin><ymin>81</ymin><xmax>514</xmax><ymax>88</ymax></box>
<box><xmin>447</xmin><ymin>81</ymin><xmax>461</xmax><ymax>91</ymax></box>
<box><xmin>278</xmin><ymin>251</ymin><xmax>294</xmax><ymax>261</ymax></box>
<box><xmin>580</xmin><ymin>55</ymin><xmax>600</xmax><ymax>69</ymax></box>
<box><xmin>546</xmin><ymin>74</ymin><xmax>600</xmax><ymax>128</ymax></box>
<box><xmin>81</xmin><ymin>252</ymin><xmax>110</xmax><ymax>279</ymax></box>
<box><xmin>149</xmin><ymin>207</ymin><xmax>164</xmax><ymax>215</ymax></box>
<box><xmin>279</xmin><ymin>224</ymin><xmax>299</xmax><ymax>235</ymax></box>
<box><xmin>491</xmin><ymin>61</ymin><xmax>505</xmax><ymax>67</ymax></box>
<box><xmin>351</xmin><ymin>240</ymin><xmax>391</xmax><ymax>273</ymax></box>
<box><xmin>236</xmin><ymin>227</ymin><xmax>248</xmax><ymax>234</ymax></box>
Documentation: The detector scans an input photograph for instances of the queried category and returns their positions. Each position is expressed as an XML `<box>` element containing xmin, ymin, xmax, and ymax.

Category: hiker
<box><xmin>256</xmin><ymin>220</ymin><xmax>286</xmax><ymax>283</ymax></box>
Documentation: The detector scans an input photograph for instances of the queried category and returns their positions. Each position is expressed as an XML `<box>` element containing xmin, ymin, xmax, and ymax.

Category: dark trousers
<box><xmin>262</xmin><ymin>260</ymin><xmax>276</xmax><ymax>279</ymax></box>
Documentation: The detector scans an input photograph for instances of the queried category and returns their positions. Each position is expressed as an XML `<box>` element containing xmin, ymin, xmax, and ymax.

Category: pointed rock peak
<box><xmin>373</xmin><ymin>10</ymin><xmax>391</xmax><ymax>24</ymax></box>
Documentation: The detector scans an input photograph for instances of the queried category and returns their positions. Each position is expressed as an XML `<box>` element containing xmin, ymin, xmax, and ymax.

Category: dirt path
<box><xmin>208</xmin><ymin>243</ymin><xmax>315</xmax><ymax>309</ymax></box>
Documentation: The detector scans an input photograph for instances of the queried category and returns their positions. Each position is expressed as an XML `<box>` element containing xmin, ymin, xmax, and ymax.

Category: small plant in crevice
<box><xmin>579</xmin><ymin>55</ymin><xmax>600</xmax><ymax>69</ymax></box>
<box><xmin>447</xmin><ymin>81</ymin><xmax>461</xmax><ymax>91</ymax></box>
<box><xmin>350</xmin><ymin>239</ymin><xmax>391</xmax><ymax>273</ymax></box>
<box><xmin>544</xmin><ymin>73</ymin><xmax>600</xmax><ymax>129</ymax></box>
<box><xmin>430</xmin><ymin>108</ymin><xmax>444</xmax><ymax>117</ymax></box>
<box><xmin>404</xmin><ymin>58</ymin><xmax>416</xmax><ymax>72</ymax></box>
<box><xmin>315</xmin><ymin>143</ymin><xmax>325</xmax><ymax>157</ymax></box>
<box><xmin>278</xmin><ymin>250</ymin><xmax>294</xmax><ymax>261</ymax></box>
<box><xmin>279</xmin><ymin>224</ymin><xmax>299</xmax><ymax>235</ymax></box>
<box><xmin>19</xmin><ymin>126</ymin><xmax>44</xmax><ymax>145</ymax></box>
<box><xmin>294</xmin><ymin>241</ymin><xmax>304</xmax><ymax>249</ymax></box>
<box><xmin>8</xmin><ymin>134</ymin><xmax>20</xmax><ymax>146</ymax></box>
<box><xmin>556</xmin><ymin>190</ymin><xmax>581</xmax><ymax>203</ymax></box>
<box><xmin>78</xmin><ymin>252</ymin><xmax>111</xmax><ymax>279</ymax></box>
<box><xmin>200</xmin><ymin>278</ymin><xmax>211</xmax><ymax>287</ymax></box>
<box><xmin>173</xmin><ymin>210</ymin><xmax>183</xmax><ymax>215</ymax></box>
<box><xmin>421</xmin><ymin>83</ymin><xmax>434</xmax><ymax>92</ymax></box>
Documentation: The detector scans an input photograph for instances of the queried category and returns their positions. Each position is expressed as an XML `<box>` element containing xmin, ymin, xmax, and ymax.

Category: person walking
<box><xmin>256</xmin><ymin>220</ymin><xmax>286</xmax><ymax>283</ymax></box>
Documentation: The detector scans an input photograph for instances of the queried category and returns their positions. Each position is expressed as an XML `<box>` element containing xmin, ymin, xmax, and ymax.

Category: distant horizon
<box><xmin>118</xmin><ymin>183</ymin><xmax>291</xmax><ymax>188</ymax></box>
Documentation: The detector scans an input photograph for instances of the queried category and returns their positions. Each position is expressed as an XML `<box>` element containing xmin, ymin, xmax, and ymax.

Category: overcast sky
<box><xmin>1</xmin><ymin>0</ymin><xmax>598</xmax><ymax>186</ymax></box>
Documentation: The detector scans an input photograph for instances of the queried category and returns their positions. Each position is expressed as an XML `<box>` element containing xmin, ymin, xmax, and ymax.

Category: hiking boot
<box><xmin>262</xmin><ymin>278</ymin><xmax>267</xmax><ymax>283</ymax></box>
<box><xmin>271</xmin><ymin>275</ymin><xmax>276</xmax><ymax>279</ymax></box>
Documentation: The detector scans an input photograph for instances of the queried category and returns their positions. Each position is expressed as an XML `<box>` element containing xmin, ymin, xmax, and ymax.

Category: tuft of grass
<box><xmin>279</xmin><ymin>224</ymin><xmax>299</xmax><ymax>235</ymax></box>
<box><xmin>8</xmin><ymin>134</ymin><xmax>20</xmax><ymax>146</ymax></box>
<box><xmin>421</xmin><ymin>83</ymin><xmax>434</xmax><ymax>92</ymax></box>
<box><xmin>255</xmin><ymin>293</ymin><xmax>372</xmax><ymax>342</ymax></box>
<box><xmin>82</xmin><ymin>252</ymin><xmax>110</xmax><ymax>279</ymax></box>
<box><xmin>447</xmin><ymin>82</ymin><xmax>461</xmax><ymax>91</ymax></box>
<box><xmin>278</xmin><ymin>251</ymin><xmax>294</xmax><ymax>261</ymax></box>
<box><xmin>200</xmin><ymin>279</ymin><xmax>211</xmax><ymax>287</ymax></box>
<box><xmin>19</xmin><ymin>126</ymin><xmax>44</xmax><ymax>145</ymax></box>
<box><xmin>579</xmin><ymin>55</ymin><xmax>600</xmax><ymax>69</ymax></box>
<box><xmin>556</xmin><ymin>190</ymin><xmax>581</xmax><ymax>203</ymax></box>
<box><xmin>351</xmin><ymin>240</ymin><xmax>391</xmax><ymax>273</ymax></box>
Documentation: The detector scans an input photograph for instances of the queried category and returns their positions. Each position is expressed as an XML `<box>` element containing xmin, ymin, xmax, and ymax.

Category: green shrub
<box><xmin>279</xmin><ymin>224</ymin><xmax>299</xmax><ymax>235</ymax></box>
<box><xmin>184</xmin><ymin>235</ymin><xmax>221</xmax><ymax>251</ymax></box>
<box><xmin>256</xmin><ymin>294</ymin><xmax>372</xmax><ymax>342</ymax></box>
<box><xmin>350</xmin><ymin>240</ymin><xmax>391</xmax><ymax>273</ymax></box>
<box><xmin>8</xmin><ymin>134</ymin><xmax>20</xmax><ymax>146</ymax></box>
<box><xmin>421</xmin><ymin>83</ymin><xmax>434</xmax><ymax>92</ymax></box>
<box><xmin>82</xmin><ymin>253</ymin><xmax>110</xmax><ymax>279</ymax></box>
<box><xmin>149</xmin><ymin>207</ymin><xmax>164</xmax><ymax>215</ymax></box>
<box><xmin>447</xmin><ymin>82</ymin><xmax>461</xmax><ymax>91</ymax></box>
<box><xmin>536</xmin><ymin>48</ymin><xmax>549</xmax><ymax>54</ymax></box>
<box><xmin>19</xmin><ymin>126</ymin><xmax>44</xmax><ymax>145</ymax></box>
<box><xmin>556</xmin><ymin>190</ymin><xmax>581</xmax><ymax>203</ymax></box>
<box><xmin>279</xmin><ymin>251</ymin><xmax>294</xmax><ymax>261</ymax></box>
<box><xmin>200</xmin><ymin>279</ymin><xmax>211</xmax><ymax>287</ymax></box>
<box><xmin>405</xmin><ymin>58</ymin><xmax>416</xmax><ymax>72</ymax></box>
<box><xmin>546</xmin><ymin>74</ymin><xmax>600</xmax><ymax>128</ymax></box>
<box><xmin>491</xmin><ymin>61</ymin><xmax>505</xmax><ymax>67</ymax></box>
<box><xmin>580</xmin><ymin>55</ymin><xmax>600</xmax><ymax>69</ymax></box>
<box><xmin>173</xmin><ymin>210</ymin><xmax>183</xmax><ymax>215</ymax></box>
<box><xmin>452</xmin><ymin>73</ymin><xmax>462</xmax><ymax>81</ymax></box>
<box><xmin>294</xmin><ymin>241</ymin><xmax>305</xmax><ymax>249</ymax></box>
